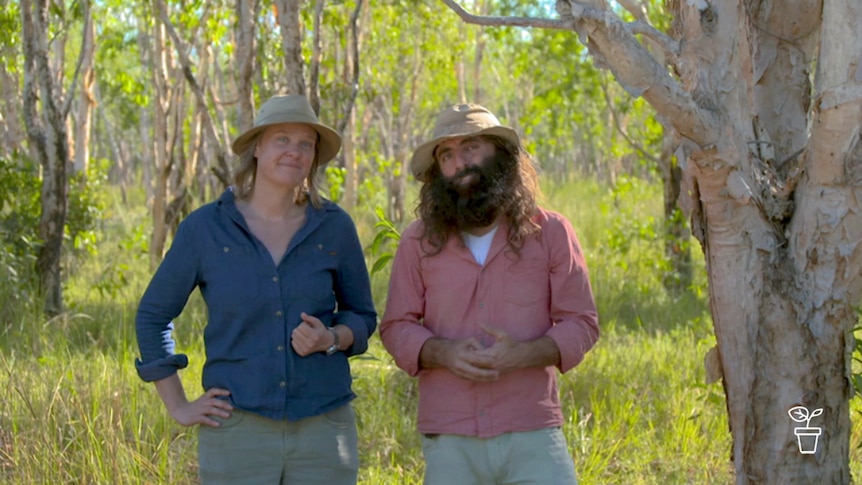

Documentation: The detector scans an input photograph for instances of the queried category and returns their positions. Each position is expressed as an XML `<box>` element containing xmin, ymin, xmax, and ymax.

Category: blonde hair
<box><xmin>230</xmin><ymin>132</ymin><xmax>324</xmax><ymax>208</ymax></box>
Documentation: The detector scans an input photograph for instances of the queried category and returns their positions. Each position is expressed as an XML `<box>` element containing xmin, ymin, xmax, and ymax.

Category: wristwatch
<box><xmin>325</xmin><ymin>327</ymin><xmax>339</xmax><ymax>356</ymax></box>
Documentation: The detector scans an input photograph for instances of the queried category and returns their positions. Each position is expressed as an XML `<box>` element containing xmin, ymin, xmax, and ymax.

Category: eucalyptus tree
<box><xmin>443</xmin><ymin>0</ymin><xmax>862</xmax><ymax>482</ymax></box>
<box><xmin>72</xmin><ymin>0</ymin><xmax>96</xmax><ymax>176</ymax></box>
<box><xmin>19</xmin><ymin>0</ymin><xmax>93</xmax><ymax>314</ymax></box>
<box><xmin>137</xmin><ymin>0</ymin><xmax>183</xmax><ymax>268</ymax></box>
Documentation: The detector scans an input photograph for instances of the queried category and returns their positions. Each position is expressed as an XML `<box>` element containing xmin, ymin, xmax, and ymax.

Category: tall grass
<box><xmin>2</xmin><ymin>178</ymin><xmax>861</xmax><ymax>484</ymax></box>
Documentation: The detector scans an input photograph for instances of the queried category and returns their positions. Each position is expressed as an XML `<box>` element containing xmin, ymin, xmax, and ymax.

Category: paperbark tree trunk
<box><xmin>445</xmin><ymin>0</ymin><xmax>862</xmax><ymax>482</ymax></box>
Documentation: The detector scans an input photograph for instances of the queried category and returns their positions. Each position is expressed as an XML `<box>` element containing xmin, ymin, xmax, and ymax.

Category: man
<box><xmin>380</xmin><ymin>104</ymin><xmax>599</xmax><ymax>485</ymax></box>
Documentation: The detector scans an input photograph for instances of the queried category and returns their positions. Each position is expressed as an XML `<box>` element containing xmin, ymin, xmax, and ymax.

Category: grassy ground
<box><xmin>1</xmin><ymin>176</ymin><xmax>860</xmax><ymax>484</ymax></box>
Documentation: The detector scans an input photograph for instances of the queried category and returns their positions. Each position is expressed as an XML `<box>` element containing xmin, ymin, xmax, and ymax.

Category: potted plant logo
<box><xmin>787</xmin><ymin>406</ymin><xmax>823</xmax><ymax>454</ymax></box>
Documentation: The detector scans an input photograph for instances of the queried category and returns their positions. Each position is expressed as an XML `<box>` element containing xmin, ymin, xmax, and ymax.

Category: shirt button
<box><xmin>272</xmin><ymin>276</ymin><xmax>278</xmax><ymax>282</ymax></box>
<box><xmin>479</xmin><ymin>302</ymin><xmax>484</xmax><ymax>308</ymax></box>
<box><xmin>277</xmin><ymin>345</ymin><xmax>284</xmax><ymax>352</ymax></box>
<box><xmin>223</xmin><ymin>246</ymin><xmax>229</xmax><ymax>253</ymax></box>
<box><xmin>276</xmin><ymin>310</ymin><xmax>283</xmax><ymax>317</ymax></box>
<box><xmin>279</xmin><ymin>381</ymin><xmax>286</xmax><ymax>387</ymax></box>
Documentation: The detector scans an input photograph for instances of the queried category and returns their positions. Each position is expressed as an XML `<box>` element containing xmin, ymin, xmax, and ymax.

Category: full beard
<box><xmin>427</xmin><ymin>151</ymin><xmax>515</xmax><ymax>232</ymax></box>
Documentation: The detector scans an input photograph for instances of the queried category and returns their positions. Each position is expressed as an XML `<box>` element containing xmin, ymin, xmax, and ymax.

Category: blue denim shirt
<box><xmin>135</xmin><ymin>188</ymin><xmax>377</xmax><ymax>421</ymax></box>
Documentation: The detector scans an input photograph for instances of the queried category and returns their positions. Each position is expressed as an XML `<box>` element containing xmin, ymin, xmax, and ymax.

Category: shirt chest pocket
<box><xmin>288</xmin><ymin>243</ymin><xmax>338</xmax><ymax>305</ymax></box>
<box><xmin>502</xmin><ymin>258</ymin><xmax>549</xmax><ymax>307</ymax></box>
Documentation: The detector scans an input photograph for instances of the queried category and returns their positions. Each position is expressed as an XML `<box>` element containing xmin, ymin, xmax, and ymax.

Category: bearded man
<box><xmin>380</xmin><ymin>104</ymin><xmax>600</xmax><ymax>485</ymax></box>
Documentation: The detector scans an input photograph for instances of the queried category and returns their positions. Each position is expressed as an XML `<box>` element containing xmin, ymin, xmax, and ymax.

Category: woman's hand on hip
<box><xmin>168</xmin><ymin>387</ymin><xmax>233</xmax><ymax>427</ymax></box>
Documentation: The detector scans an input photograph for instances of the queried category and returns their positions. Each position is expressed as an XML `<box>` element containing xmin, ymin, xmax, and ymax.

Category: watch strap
<box><xmin>325</xmin><ymin>327</ymin><xmax>339</xmax><ymax>355</ymax></box>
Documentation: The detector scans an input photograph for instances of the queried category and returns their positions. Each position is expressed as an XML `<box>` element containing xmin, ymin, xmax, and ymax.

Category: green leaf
<box><xmin>371</xmin><ymin>254</ymin><xmax>394</xmax><ymax>275</ymax></box>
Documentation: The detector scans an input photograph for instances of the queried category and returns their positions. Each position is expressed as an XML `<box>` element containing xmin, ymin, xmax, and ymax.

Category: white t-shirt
<box><xmin>462</xmin><ymin>225</ymin><xmax>498</xmax><ymax>265</ymax></box>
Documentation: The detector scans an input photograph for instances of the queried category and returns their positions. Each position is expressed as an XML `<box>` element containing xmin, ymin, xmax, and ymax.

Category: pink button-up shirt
<box><xmin>380</xmin><ymin>208</ymin><xmax>599</xmax><ymax>438</ymax></box>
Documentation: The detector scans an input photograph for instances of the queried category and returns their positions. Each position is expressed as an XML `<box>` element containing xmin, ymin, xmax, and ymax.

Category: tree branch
<box><xmin>558</xmin><ymin>0</ymin><xmax>717</xmax><ymax>145</ymax></box>
<box><xmin>441</xmin><ymin>0</ymin><xmax>713</xmax><ymax>145</ymax></box>
<box><xmin>62</xmin><ymin>0</ymin><xmax>90</xmax><ymax>119</ymax></box>
<box><xmin>440</xmin><ymin>0</ymin><xmax>679</xmax><ymax>58</ymax></box>
<box><xmin>159</xmin><ymin>2</ymin><xmax>232</xmax><ymax>187</ymax></box>
<box><xmin>440</xmin><ymin>0</ymin><xmax>568</xmax><ymax>30</ymax></box>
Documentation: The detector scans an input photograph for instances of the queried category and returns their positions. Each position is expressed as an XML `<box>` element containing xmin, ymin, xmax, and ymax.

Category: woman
<box><xmin>135</xmin><ymin>94</ymin><xmax>377</xmax><ymax>484</ymax></box>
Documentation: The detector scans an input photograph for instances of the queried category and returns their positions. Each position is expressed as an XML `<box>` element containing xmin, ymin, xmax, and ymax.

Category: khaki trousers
<box><xmin>421</xmin><ymin>427</ymin><xmax>578</xmax><ymax>485</ymax></box>
<box><xmin>197</xmin><ymin>404</ymin><xmax>358</xmax><ymax>485</ymax></box>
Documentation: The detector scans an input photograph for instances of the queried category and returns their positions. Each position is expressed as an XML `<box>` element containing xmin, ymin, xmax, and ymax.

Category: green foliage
<box><xmin>0</xmin><ymin>154</ymin><xmax>109</xmax><ymax>312</ymax></box>
<box><xmin>851</xmin><ymin>320</ymin><xmax>862</xmax><ymax>403</ymax></box>
<box><xmin>95</xmin><ymin>3</ymin><xmax>150</xmax><ymax>129</ymax></box>
<box><xmin>0</xmin><ymin>155</ymin><xmax>41</xmax><ymax>310</ymax></box>
<box><xmin>92</xmin><ymin>220</ymin><xmax>149</xmax><ymax>300</ymax></box>
<box><xmin>357</xmin><ymin>157</ymin><xmax>399</xmax><ymax>212</ymax></box>
<box><xmin>325</xmin><ymin>165</ymin><xmax>347</xmax><ymax>202</ymax></box>
<box><xmin>368</xmin><ymin>206</ymin><xmax>401</xmax><ymax>276</ymax></box>
<box><xmin>0</xmin><ymin>1</ymin><xmax>21</xmax><ymax>73</ymax></box>
<box><xmin>66</xmin><ymin>160</ymin><xmax>110</xmax><ymax>258</ymax></box>
<box><xmin>602</xmin><ymin>176</ymin><xmax>661</xmax><ymax>257</ymax></box>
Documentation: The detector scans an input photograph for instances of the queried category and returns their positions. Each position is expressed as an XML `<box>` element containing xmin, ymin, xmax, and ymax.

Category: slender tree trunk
<box><xmin>159</xmin><ymin>1</ymin><xmax>231</xmax><ymax>190</ymax></box>
<box><xmin>342</xmin><ymin>109</ymin><xmax>356</xmax><ymax>209</ymax></box>
<box><xmin>137</xmin><ymin>14</ymin><xmax>154</xmax><ymax>207</ymax></box>
<box><xmin>275</xmin><ymin>0</ymin><xmax>306</xmax><ymax>95</ymax></box>
<box><xmin>308</xmin><ymin>0</ymin><xmax>325</xmax><ymax>114</ymax></box>
<box><xmin>20</xmin><ymin>0</ymin><xmax>70</xmax><ymax>315</ymax></box>
<box><xmin>148</xmin><ymin>3</ymin><xmax>171</xmax><ymax>269</ymax></box>
<box><xmin>73</xmin><ymin>0</ymin><xmax>95</xmax><ymax>176</ymax></box>
<box><xmin>235</xmin><ymin>0</ymin><xmax>258</xmax><ymax>133</ymax></box>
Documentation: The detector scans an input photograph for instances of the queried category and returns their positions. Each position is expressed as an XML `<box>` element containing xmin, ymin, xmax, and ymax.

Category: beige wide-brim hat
<box><xmin>231</xmin><ymin>94</ymin><xmax>342</xmax><ymax>164</ymax></box>
<box><xmin>410</xmin><ymin>104</ymin><xmax>521</xmax><ymax>182</ymax></box>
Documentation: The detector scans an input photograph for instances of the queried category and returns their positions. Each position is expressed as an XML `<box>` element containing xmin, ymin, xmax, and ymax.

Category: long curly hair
<box><xmin>415</xmin><ymin>134</ymin><xmax>541</xmax><ymax>256</ymax></box>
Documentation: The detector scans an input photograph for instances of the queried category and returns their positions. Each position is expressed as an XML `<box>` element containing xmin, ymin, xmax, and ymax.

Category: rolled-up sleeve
<box><xmin>379</xmin><ymin>223</ymin><xmax>435</xmax><ymax>377</ymax></box>
<box><xmin>332</xmin><ymin>212</ymin><xmax>377</xmax><ymax>356</ymax></box>
<box><xmin>543</xmin><ymin>213</ymin><xmax>599</xmax><ymax>373</ymax></box>
<box><xmin>134</xmin><ymin>218</ymin><xmax>199</xmax><ymax>382</ymax></box>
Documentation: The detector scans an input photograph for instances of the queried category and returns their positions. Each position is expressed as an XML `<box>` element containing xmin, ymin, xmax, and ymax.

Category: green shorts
<box><xmin>197</xmin><ymin>404</ymin><xmax>358</xmax><ymax>485</ymax></box>
<box><xmin>421</xmin><ymin>427</ymin><xmax>578</xmax><ymax>485</ymax></box>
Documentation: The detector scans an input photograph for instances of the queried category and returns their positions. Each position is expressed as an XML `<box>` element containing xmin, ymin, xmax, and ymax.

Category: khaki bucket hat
<box><xmin>231</xmin><ymin>94</ymin><xmax>342</xmax><ymax>164</ymax></box>
<box><xmin>410</xmin><ymin>104</ymin><xmax>521</xmax><ymax>182</ymax></box>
